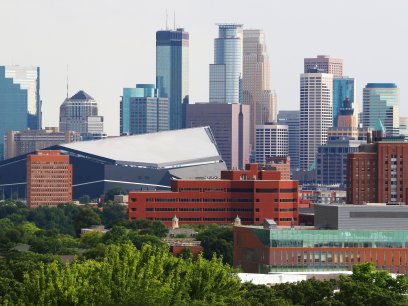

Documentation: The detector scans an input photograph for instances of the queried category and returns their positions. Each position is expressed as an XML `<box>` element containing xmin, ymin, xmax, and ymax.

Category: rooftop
<box><xmin>70</xmin><ymin>90</ymin><xmax>94</xmax><ymax>100</ymax></box>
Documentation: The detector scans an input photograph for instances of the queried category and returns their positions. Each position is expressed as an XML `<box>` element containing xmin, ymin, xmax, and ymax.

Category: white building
<box><xmin>255</xmin><ymin>123</ymin><xmax>288</xmax><ymax>164</ymax></box>
<box><xmin>299</xmin><ymin>70</ymin><xmax>333</xmax><ymax>171</ymax></box>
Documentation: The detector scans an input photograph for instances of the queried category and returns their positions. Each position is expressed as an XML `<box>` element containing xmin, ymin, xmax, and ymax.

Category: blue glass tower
<box><xmin>156</xmin><ymin>28</ymin><xmax>189</xmax><ymax>130</ymax></box>
<box><xmin>363</xmin><ymin>83</ymin><xmax>399</xmax><ymax>136</ymax></box>
<box><xmin>120</xmin><ymin>84</ymin><xmax>157</xmax><ymax>135</ymax></box>
<box><xmin>209</xmin><ymin>24</ymin><xmax>243</xmax><ymax>104</ymax></box>
<box><xmin>333</xmin><ymin>77</ymin><xmax>355</xmax><ymax>127</ymax></box>
<box><xmin>0</xmin><ymin>65</ymin><xmax>41</xmax><ymax>160</ymax></box>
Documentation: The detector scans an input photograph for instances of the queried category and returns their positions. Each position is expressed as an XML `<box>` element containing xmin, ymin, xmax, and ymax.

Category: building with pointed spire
<box><xmin>242</xmin><ymin>29</ymin><xmax>277</xmax><ymax>151</ymax></box>
<box><xmin>59</xmin><ymin>90</ymin><xmax>105</xmax><ymax>140</ymax></box>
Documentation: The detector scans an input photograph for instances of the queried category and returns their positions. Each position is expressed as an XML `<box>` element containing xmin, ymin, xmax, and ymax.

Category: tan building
<box><xmin>27</xmin><ymin>150</ymin><xmax>72</xmax><ymax>208</ymax></box>
<box><xmin>186</xmin><ymin>103</ymin><xmax>250</xmax><ymax>170</ymax></box>
<box><xmin>5</xmin><ymin>127</ymin><xmax>80</xmax><ymax>159</ymax></box>
<box><xmin>304</xmin><ymin>55</ymin><xmax>343</xmax><ymax>77</ymax></box>
<box><xmin>242</xmin><ymin>29</ymin><xmax>276</xmax><ymax>151</ymax></box>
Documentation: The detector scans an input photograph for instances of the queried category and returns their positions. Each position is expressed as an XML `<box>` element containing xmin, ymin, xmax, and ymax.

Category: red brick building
<box><xmin>128</xmin><ymin>164</ymin><xmax>299</xmax><ymax>226</ymax></box>
<box><xmin>347</xmin><ymin>141</ymin><xmax>408</xmax><ymax>204</ymax></box>
<box><xmin>27</xmin><ymin>150</ymin><xmax>72</xmax><ymax>208</ymax></box>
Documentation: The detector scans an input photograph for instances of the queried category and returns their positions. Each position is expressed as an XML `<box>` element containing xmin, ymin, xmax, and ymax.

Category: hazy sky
<box><xmin>1</xmin><ymin>0</ymin><xmax>407</xmax><ymax>136</ymax></box>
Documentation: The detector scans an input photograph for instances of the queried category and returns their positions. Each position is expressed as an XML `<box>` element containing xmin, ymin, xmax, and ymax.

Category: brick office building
<box><xmin>347</xmin><ymin>141</ymin><xmax>408</xmax><ymax>204</ymax></box>
<box><xmin>27</xmin><ymin>150</ymin><xmax>72</xmax><ymax>208</ymax></box>
<box><xmin>128</xmin><ymin>164</ymin><xmax>299</xmax><ymax>226</ymax></box>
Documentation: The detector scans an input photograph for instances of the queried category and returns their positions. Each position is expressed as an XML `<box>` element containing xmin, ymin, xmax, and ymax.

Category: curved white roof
<box><xmin>59</xmin><ymin>127</ymin><xmax>222</xmax><ymax>169</ymax></box>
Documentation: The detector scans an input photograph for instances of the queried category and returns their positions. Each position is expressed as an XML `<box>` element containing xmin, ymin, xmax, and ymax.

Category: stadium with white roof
<box><xmin>0</xmin><ymin>127</ymin><xmax>227</xmax><ymax>200</ymax></box>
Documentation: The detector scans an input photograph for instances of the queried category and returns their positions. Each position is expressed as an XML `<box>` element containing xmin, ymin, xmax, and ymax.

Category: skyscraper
<box><xmin>255</xmin><ymin>123</ymin><xmax>288</xmax><ymax>164</ymax></box>
<box><xmin>209</xmin><ymin>24</ymin><xmax>243</xmax><ymax>104</ymax></box>
<box><xmin>277</xmin><ymin>111</ymin><xmax>300</xmax><ymax>172</ymax></box>
<box><xmin>304</xmin><ymin>55</ymin><xmax>343</xmax><ymax>77</ymax></box>
<box><xmin>127</xmin><ymin>84</ymin><xmax>169</xmax><ymax>135</ymax></box>
<box><xmin>120</xmin><ymin>84</ymin><xmax>158</xmax><ymax>135</ymax></box>
<box><xmin>333</xmin><ymin>77</ymin><xmax>356</xmax><ymax>128</ymax></box>
<box><xmin>362</xmin><ymin>83</ymin><xmax>400</xmax><ymax>136</ymax></box>
<box><xmin>186</xmin><ymin>103</ymin><xmax>250</xmax><ymax>170</ymax></box>
<box><xmin>156</xmin><ymin>28</ymin><xmax>189</xmax><ymax>130</ymax></box>
<box><xmin>299</xmin><ymin>68</ymin><xmax>333</xmax><ymax>171</ymax></box>
<box><xmin>242</xmin><ymin>29</ymin><xmax>277</xmax><ymax>151</ymax></box>
<box><xmin>0</xmin><ymin>65</ymin><xmax>41</xmax><ymax>160</ymax></box>
<box><xmin>59</xmin><ymin>90</ymin><xmax>105</xmax><ymax>139</ymax></box>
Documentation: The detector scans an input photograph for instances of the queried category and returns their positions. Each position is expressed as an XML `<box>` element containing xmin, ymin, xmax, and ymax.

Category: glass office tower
<box><xmin>209</xmin><ymin>24</ymin><xmax>243</xmax><ymax>104</ymax></box>
<box><xmin>363</xmin><ymin>83</ymin><xmax>400</xmax><ymax>136</ymax></box>
<box><xmin>0</xmin><ymin>65</ymin><xmax>41</xmax><ymax>160</ymax></box>
<box><xmin>156</xmin><ymin>28</ymin><xmax>189</xmax><ymax>130</ymax></box>
<box><xmin>120</xmin><ymin>84</ymin><xmax>158</xmax><ymax>135</ymax></box>
<box><xmin>333</xmin><ymin>77</ymin><xmax>356</xmax><ymax>127</ymax></box>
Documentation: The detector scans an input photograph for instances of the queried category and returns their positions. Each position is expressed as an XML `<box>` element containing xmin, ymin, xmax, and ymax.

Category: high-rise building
<box><xmin>347</xmin><ymin>141</ymin><xmax>408</xmax><ymax>205</ymax></box>
<box><xmin>120</xmin><ymin>84</ymin><xmax>158</xmax><ymax>135</ymax></box>
<box><xmin>0</xmin><ymin>65</ymin><xmax>41</xmax><ymax>160</ymax></box>
<box><xmin>304</xmin><ymin>55</ymin><xmax>343</xmax><ymax>77</ymax></box>
<box><xmin>156</xmin><ymin>28</ymin><xmax>189</xmax><ymax>130</ymax></box>
<box><xmin>278</xmin><ymin>111</ymin><xmax>300</xmax><ymax>172</ymax></box>
<box><xmin>128</xmin><ymin>91</ymin><xmax>169</xmax><ymax>135</ymax></box>
<box><xmin>186</xmin><ymin>103</ymin><xmax>249</xmax><ymax>169</ymax></box>
<box><xmin>362</xmin><ymin>83</ymin><xmax>400</xmax><ymax>136</ymax></box>
<box><xmin>400</xmin><ymin>117</ymin><xmax>408</xmax><ymax>140</ymax></box>
<box><xmin>299</xmin><ymin>69</ymin><xmax>333</xmax><ymax>171</ymax></box>
<box><xmin>255</xmin><ymin>123</ymin><xmax>288</xmax><ymax>164</ymax></box>
<box><xmin>209</xmin><ymin>24</ymin><xmax>243</xmax><ymax>104</ymax></box>
<box><xmin>333</xmin><ymin>77</ymin><xmax>356</xmax><ymax>128</ymax></box>
<box><xmin>59</xmin><ymin>90</ymin><xmax>105</xmax><ymax>140</ymax></box>
<box><xmin>242</xmin><ymin>29</ymin><xmax>276</xmax><ymax>150</ymax></box>
<box><xmin>27</xmin><ymin>150</ymin><xmax>72</xmax><ymax>208</ymax></box>
<box><xmin>4</xmin><ymin>127</ymin><xmax>80</xmax><ymax>160</ymax></box>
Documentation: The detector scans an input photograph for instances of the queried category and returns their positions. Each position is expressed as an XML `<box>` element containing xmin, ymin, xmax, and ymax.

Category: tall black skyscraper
<box><xmin>156</xmin><ymin>28</ymin><xmax>189</xmax><ymax>130</ymax></box>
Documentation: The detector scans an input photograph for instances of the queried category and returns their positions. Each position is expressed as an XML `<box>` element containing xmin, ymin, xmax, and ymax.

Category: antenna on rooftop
<box><xmin>173</xmin><ymin>11</ymin><xmax>176</xmax><ymax>30</ymax></box>
<box><xmin>165</xmin><ymin>9</ymin><xmax>168</xmax><ymax>30</ymax></box>
<box><xmin>66</xmin><ymin>65</ymin><xmax>69</xmax><ymax>99</ymax></box>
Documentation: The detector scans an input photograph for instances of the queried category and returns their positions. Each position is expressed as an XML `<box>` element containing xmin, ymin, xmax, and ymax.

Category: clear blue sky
<box><xmin>1</xmin><ymin>0</ymin><xmax>406</xmax><ymax>136</ymax></box>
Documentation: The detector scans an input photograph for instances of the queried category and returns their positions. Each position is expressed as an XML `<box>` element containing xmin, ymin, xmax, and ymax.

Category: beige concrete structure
<box><xmin>4</xmin><ymin>127</ymin><xmax>80</xmax><ymax>159</ymax></box>
<box><xmin>242</xmin><ymin>29</ymin><xmax>276</xmax><ymax>151</ymax></box>
<box><xmin>304</xmin><ymin>55</ymin><xmax>343</xmax><ymax>77</ymax></box>
<box><xmin>186</xmin><ymin>103</ymin><xmax>250</xmax><ymax>170</ymax></box>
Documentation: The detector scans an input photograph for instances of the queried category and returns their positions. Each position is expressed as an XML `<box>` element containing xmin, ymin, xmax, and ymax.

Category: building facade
<box><xmin>347</xmin><ymin>141</ymin><xmax>408</xmax><ymax>204</ymax></box>
<box><xmin>264</xmin><ymin>156</ymin><xmax>291</xmax><ymax>180</ymax></box>
<box><xmin>209</xmin><ymin>24</ymin><xmax>243</xmax><ymax>104</ymax></box>
<box><xmin>0</xmin><ymin>65</ymin><xmax>41</xmax><ymax>160</ymax></box>
<box><xmin>278</xmin><ymin>111</ymin><xmax>300</xmax><ymax>172</ymax></box>
<box><xmin>234</xmin><ymin>224</ymin><xmax>408</xmax><ymax>275</ymax></box>
<box><xmin>333</xmin><ymin>77</ymin><xmax>356</xmax><ymax>128</ymax></box>
<box><xmin>156</xmin><ymin>28</ymin><xmax>189</xmax><ymax>130</ymax></box>
<box><xmin>255</xmin><ymin>123</ymin><xmax>288</xmax><ymax>164</ymax></box>
<box><xmin>4</xmin><ymin>127</ymin><xmax>80</xmax><ymax>159</ymax></box>
<box><xmin>59</xmin><ymin>90</ymin><xmax>105</xmax><ymax>139</ymax></box>
<box><xmin>128</xmin><ymin>164</ymin><xmax>299</xmax><ymax>226</ymax></box>
<box><xmin>0</xmin><ymin>127</ymin><xmax>226</xmax><ymax>201</ymax></box>
<box><xmin>242</xmin><ymin>29</ymin><xmax>276</xmax><ymax>150</ymax></box>
<box><xmin>299</xmin><ymin>70</ymin><xmax>333</xmax><ymax>171</ymax></box>
<box><xmin>186</xmin><ymin>103</ymin><xmax>249</xmax><ymax>170</ymax></box>
<box><xmin>304</xmin><ymin>55</ymin><xmax>343</xmax><ymax>77</ymax></box>
<box><xmin>316</xmin><ymin>139</ymin><xmax>364</xmax><ymax>186</ymax></box>
<box><xmin>400</xmin><ymin>117</ymin><xmax>408</xmax><ymax>140</ymax></box>
<box><xmin>363</xmin><ymin>83</ymin><xmax>400</xmax><ymax>136</ymax></box>
<box><xmin>120</xmin><ymin>84</ymin><xmax>158</xmax><ymax>135</ymax></box>
<box><xmin>124</xmin><ymin>84</ymin><xmax>169</xmax><ymax>134</ymax></box>
<box><xmin>27</xmin><ymin>150</ymin><xmax>72</xmax><ymax>208</ymax></box>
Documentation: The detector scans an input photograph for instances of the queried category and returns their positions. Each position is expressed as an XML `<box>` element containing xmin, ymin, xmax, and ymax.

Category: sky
<box><xmin>1</xmin><ymin>0</ymin><xmax>407</xmax><ymax>136</ymax></box>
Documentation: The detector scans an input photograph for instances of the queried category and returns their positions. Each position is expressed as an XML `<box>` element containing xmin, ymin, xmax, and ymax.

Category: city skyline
<box><xmin>0</xmin><ymin>0</ymin><xmax>407</xmax><ymax>136</ymax></box>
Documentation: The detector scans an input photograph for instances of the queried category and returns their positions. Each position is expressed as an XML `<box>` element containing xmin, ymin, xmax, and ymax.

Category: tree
<box><xmin>104</xmin><ymin>187</ymin><xmax>127</xmax><ymax>202</ymax></box>
<box><xmin>73</xmin><ymin>207</ymin><xmax>101</xmax><ymax>235</ymax></box>
<box><xmin>336</xmin><ymin>263</ymin><xmax>408</xmax><ymax>306</ymax></box>
<box><xmin>100</xmin><ymin>203</ymin><xmax>128</xmax><ymax>228</ymax></box>
<box><xmin>196</xmin><ymin>226</ymin><xmax>233</xmax><ymax>265</ymax></box>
